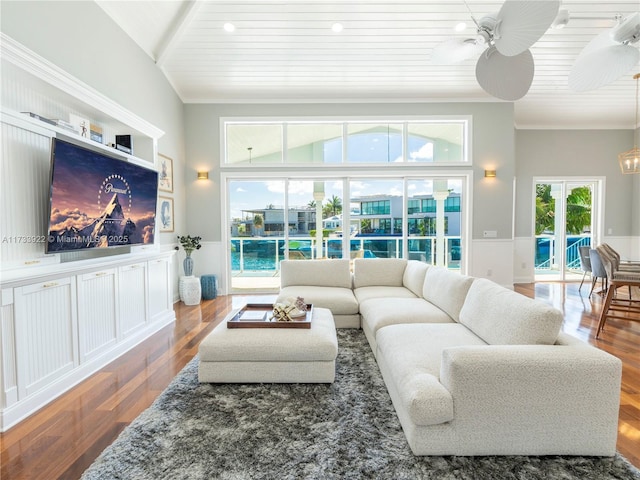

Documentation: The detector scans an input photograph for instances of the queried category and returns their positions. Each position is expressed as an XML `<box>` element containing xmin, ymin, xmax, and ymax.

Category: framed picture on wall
<box><xmin>159</xmin><ymin>196</ymin><xmax>174</xmax><ymax>232</ymax></box>
<box><xmin>158</xmin><ymin>153</ymin><xmax>174</xmax><ymax>193</ymax></box>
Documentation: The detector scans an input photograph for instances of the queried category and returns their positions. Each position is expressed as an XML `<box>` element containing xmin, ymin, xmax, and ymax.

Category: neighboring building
<box><xmin>351</xmin><ymin>193</ymin><xmax>461</xmax><ymax>236</ymax></box>
<box><xmin>323</xmin><ymin>215</ymin><xmax>341</xmax><ymax>230</ymax></box>
<box><xmin>231</xmin><ymin>206</ymin><xmax>316</xmax><ymax>236</ymax></box>
<box><xmin>234</xmin><ymin>194</ymin><xmax>462</xmax><ymax>237</ymax></box>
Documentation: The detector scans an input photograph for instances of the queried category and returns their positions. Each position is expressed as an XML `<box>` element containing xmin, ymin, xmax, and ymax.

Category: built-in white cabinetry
<box><xmin>0</xmin><ymin>253</ymin><xmax>175</xmax><ymax>432</ymax></box>
<box><xmin>0</xmin><ymin>34</ymin><xmax>177</xmax><ymax>433</ymax></box>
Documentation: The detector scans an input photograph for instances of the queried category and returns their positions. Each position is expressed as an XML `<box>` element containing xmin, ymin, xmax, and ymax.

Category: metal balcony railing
<box><xmin>534</xmin><ymin>234</ymin><xmax>591</xmax><ymax>271</ymax></box>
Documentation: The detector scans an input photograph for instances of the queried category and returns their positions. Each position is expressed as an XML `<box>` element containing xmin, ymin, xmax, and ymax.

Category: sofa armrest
<box><xmin>439</xmin><ymin>345</ymin><xmax>621</xmax><ymax>455</ymax></box>
<box><xmin>440</xmin><ymin>345</ymin><xmax>621</xmax><ymax>405</ymax></box>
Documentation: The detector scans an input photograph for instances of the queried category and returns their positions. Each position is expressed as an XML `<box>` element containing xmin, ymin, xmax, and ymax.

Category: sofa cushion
<box><xmin>360</xmin><ymin>297</ymin><xmax>454</xmax><ymax>337</ymax></box>
<box><xmin>353</xmin><ymin>258</ymin><xmax>407</xmax><ymax>289</ymax></box>
<box><xmin>354</xmin><ymin>286</ymin><xmax>416</xmax><ymax>304</ymax></box>
<box><xmin>422</xmin><ymin>267</ymin><xmax>474</xmax><ymax>322</ymax></box>
<box><xmin>402</xmin><ymin>260</ymin><xmax>429</xmax><ymax>297</ymax></box>
<box><xmin>277</xmin><ymin>286</ymin><xmax>359</xmax><ymax>315</ymax></box>
<box><xmin>459</xmin><ymin>278</ymin><xmax>563</xmax><ymax>345</ymax></box>
<box><xmin>376</xmin><ymin>323</ymin><xmax>486</xmax><ymax>426</ymax></box>
<box><xmin>280</xmin><ymin>259</ymin><xmax>351</xmax><ymax>289</ymax></box>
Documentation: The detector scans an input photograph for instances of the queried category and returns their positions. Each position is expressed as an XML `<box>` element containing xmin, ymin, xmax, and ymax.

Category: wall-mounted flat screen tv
<box><xmin>46</xmin><ymin>138</ymin><xmax>158</xmax><ymax>253</ymax></box>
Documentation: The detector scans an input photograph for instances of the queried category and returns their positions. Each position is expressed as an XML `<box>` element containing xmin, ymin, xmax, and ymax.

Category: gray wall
<box><xmin>1</xmin><ymin>0</ymin><xmax>186</xmax><ymax>244</ymax></box>
<box><xmin>184</xmin><ymin>102</ymin><xmax>515</xmax><ymax>242</ymax></box>
<box><xmin>514</xmin><ymin>129</ymin><xmax>635</xmax><ymax>238</ymax></box>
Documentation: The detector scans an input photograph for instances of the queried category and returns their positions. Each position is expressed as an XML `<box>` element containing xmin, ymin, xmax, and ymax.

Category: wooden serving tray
<box><xmin>227</xmin><ymin>303</ymin><xmax>313</xmax><ymax>329</ymax></box>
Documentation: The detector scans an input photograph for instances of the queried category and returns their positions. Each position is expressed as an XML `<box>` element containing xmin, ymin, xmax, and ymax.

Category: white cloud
<box><xmin>265</xmin><ymin>181</ymin><xmax>286</xmax><ymax>193</ymax></box>
<box><xmin>286</xmin><ymin>181</ymin><xmax>313</xmax><ymax>196</ymax></box>
<box><xmin>408</xmin><ymin>143</ymin><xmax>433</xmax><ymax>161</ymax></box>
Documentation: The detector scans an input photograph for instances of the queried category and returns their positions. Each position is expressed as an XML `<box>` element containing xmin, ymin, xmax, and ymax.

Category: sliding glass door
<box><xmin>227</xmin><ymin>175</ymin><xmax>467</xmax><ymax>292</ymax></box>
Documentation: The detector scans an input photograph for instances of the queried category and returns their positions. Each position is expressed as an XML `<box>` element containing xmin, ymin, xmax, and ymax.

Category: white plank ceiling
<box><xmin>96</xmin><ymin>0</ymin><xmax>640</xmax><ymax>129</ymax></box>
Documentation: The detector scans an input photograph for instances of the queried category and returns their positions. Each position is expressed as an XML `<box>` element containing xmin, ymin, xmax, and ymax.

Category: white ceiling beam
<box><xmin>155</xmin><ymin>0</ymin><xmax>204</xmax><ymax>67</ymax></box>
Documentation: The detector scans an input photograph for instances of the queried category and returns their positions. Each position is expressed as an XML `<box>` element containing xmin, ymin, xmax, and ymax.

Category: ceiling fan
<box><xmin>568</xmin><ymin>12</ymin><xmax>640</xmax><ymax>92</ymax></box>
<box><xmin>431</xmin><ymin>0</ymin><xmax>560</xmax><ymax>101</ymax></box>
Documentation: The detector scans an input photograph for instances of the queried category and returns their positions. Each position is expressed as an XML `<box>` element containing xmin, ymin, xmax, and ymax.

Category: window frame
<box><xmin>222</xmin><ymin>171</ymin><xmax>473</xmax><ymax>293</ymax></box>
<box><xmin>220</xmin><ymin>115</ymin><xmax>472</xmax><ymax>168</ymax></box>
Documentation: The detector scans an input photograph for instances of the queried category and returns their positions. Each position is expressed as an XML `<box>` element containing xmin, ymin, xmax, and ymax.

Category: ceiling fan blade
<box><xmin>476</xmin><ymin>47</ymin><xmax>534</xmax><ymax>101</ymax></box>
<box><xmin>575</xmin><ymin>30</ymin><xmax>617</xmax><ymax>61</ymax></box>
<box><xmin>569</xmin><ymin>45</ymin><xmax>640</xmax><ymax>92</ymax></box>
<box><xmin>494</xmin><ymin>0</ymin><xmax>560</xmax><ymax>57</ymax></box>
<box><xmin>431</xmin><ymin>38</ymin><xmax>484</xmax><ymax>64</ymax></box>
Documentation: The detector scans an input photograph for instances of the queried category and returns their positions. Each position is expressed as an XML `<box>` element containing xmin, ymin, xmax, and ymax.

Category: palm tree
<box><xmin>323</xmin><ymin>195</ymin><xmax>342</xmax><ymax>217</ymax></box>
<box><xmin>535</xmin><ymin>184</ymin><xmax>591</xmax><ymax>235</ymax></box>
<box><xmin>535</xmin><ymin>184</ymin><xmax>555</xmax><ymax>235</ymax></box>
<box><xmin>565</xmin><ymin>187</ymin><xmax>592</xmax><ymax>234</ymax></box>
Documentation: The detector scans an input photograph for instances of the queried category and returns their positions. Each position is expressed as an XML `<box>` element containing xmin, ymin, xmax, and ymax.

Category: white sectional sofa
<box><xmin>276</xmin><ymin>258</ymin><xmax>622</xmax><ymax>456</ymax></box>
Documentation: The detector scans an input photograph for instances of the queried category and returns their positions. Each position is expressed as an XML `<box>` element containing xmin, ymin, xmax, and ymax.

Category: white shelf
<box><xmin>1</xmin><ymin>108</ymin><xmax>154</xmax><ymax>167</ymax></box>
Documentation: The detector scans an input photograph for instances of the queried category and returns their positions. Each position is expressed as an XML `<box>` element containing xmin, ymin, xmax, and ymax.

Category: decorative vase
<box><xmin>183</xmin><ymin>255</ymin><xmax>194</xmax><ymax>276</ymax></box>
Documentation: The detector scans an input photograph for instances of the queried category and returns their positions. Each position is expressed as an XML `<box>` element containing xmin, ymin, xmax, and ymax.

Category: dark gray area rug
<box><xmin>82</xmin><ymin>330</ymin><xmax>640</xmax><ymax>480</ymax></box>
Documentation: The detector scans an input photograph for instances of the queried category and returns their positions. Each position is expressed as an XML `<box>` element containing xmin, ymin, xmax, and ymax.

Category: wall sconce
<box><xmin>197</xmin><ymin>171</ymin><xmax>209</xmax><ymax>180</ymax></box>
<box><xmin>484</xmin><ymin>169</ymin><xmax>497</xmax><ymax>178</ymax></box>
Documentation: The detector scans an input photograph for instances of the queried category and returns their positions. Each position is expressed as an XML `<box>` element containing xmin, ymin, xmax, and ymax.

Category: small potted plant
<box><xmin>177</xmin><ymin>235</ymin><xmax>201</xmax><ymax>276</ymax></box>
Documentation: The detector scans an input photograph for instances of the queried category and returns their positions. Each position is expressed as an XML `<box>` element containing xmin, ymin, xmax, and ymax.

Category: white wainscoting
<box><xmin>469</xmin><ymin>239</ymin><xmax>514</xmax><ymax>289</ymax></box>
<box><xmin>603</xmin><ymin>236</ymin><xmax>640</xmax><ymax>262</ymax></box>
<box><xmin>185</xmin><ymin>241</ymin><xmax>226</xmax><ymax>297</ymax></box>
<box><xmin>513</xmin><ymin>236</ymin><xmax>536</xmax><ymax>284</ymax></box>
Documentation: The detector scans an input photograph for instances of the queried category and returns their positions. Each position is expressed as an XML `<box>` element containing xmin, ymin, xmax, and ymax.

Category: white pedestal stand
<box><xmin>179</xmin><ymin>276</ymin><xmax>201</xmax><ymax>305</ymax></box>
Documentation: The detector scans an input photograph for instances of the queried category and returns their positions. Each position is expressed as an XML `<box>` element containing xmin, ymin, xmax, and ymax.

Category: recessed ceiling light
<box><xmin>223</xmin><ymin>23</ymin><xmax>236</xmax><ymax>32</ymax></box>
<box><xmin>454</xmin><ymin>22</ymin><xmax>467</xmax><ymax>32</ymax></box>
<box><xmin>332</xmin><ymin>23</ymin><xmax>344</xmax><ymax>33</ymax></box>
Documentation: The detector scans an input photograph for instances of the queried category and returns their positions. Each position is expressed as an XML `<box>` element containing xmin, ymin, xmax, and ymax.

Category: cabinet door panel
<box><xmin>118</xmin><ymin>263</ymin><xmax>147</xmax><ymax>336</ymax></box>
<box><xmin>1</xmin><ymin>289</ymin><xmax>18</xmax><ymax>409</ymax></box>
<box><xmin>14</xmin><ymin>278</ymin><xmax>77</xmax><ymax>398</ymax></box>
<box><xmin>77</xmin><ymin>270</ymin><xmax>117</xmax><ymax>362</ymax></box>
<box><xmin>148</xmin><ymin>257</ymin><xmax>171</xmax><ymax>322</ymax></box>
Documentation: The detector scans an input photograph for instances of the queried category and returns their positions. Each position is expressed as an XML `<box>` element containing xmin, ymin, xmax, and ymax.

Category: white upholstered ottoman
<box><xmin>198</xmin><ymin>307</ymin><xmax>338</xmax><ymax>383</ymax></box>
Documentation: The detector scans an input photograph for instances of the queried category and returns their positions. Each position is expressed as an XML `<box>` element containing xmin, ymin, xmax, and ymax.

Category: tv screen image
<box><xmin>46</xmin><ymin>138</ymin><xmax>158</xmax><ymax>253</ymax></box>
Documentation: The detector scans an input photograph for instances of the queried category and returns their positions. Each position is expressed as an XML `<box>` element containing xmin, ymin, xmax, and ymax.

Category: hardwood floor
<box><xmin>1</xmin><ymin>284</ymin><xmax>639</xmax><ymax>479</ymax></box>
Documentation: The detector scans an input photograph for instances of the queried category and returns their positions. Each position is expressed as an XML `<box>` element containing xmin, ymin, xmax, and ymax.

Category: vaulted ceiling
<box><xmin>96</xmin><ymin>0</ymin><xmax>640</xmax><ymax>129</ymax></box>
